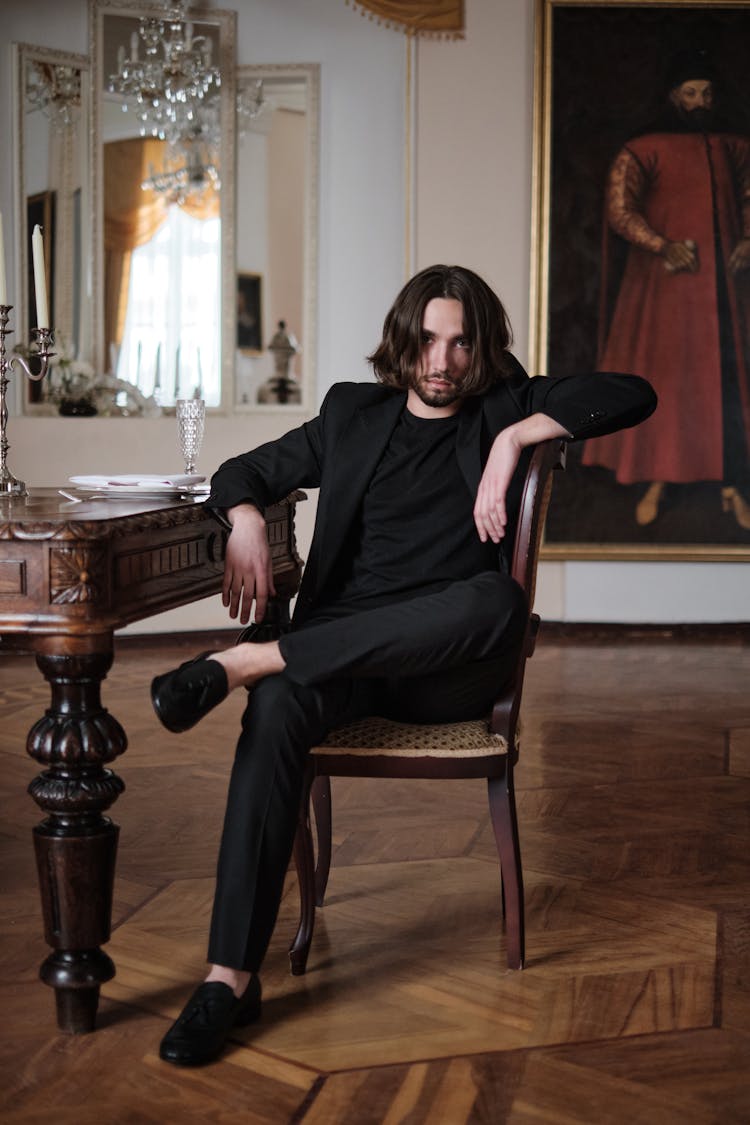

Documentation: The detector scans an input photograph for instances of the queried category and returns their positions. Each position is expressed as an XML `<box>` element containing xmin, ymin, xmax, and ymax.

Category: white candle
<box><xmin>154</xmin><ymin>342</ymin><xmax>161</xmax><ymax>389</ymax></box>
<box><xmin>31</xmin><ymin>224</ymin><xmax>49</xmax><ymax>328</ymax></box>
<box><xmin>0</xmin><ymin>211</ymin><xmax>7</xmax><ymax>305</ymax></box>
<box><xmin>130</xmin><ymin>31</ymin><xmax>139</xmax><ymax>61</ymax></box>
<box><xmin>174</xmin><ymin>344</ymin><xmax>180</xmax><ymax>399</ymax></box>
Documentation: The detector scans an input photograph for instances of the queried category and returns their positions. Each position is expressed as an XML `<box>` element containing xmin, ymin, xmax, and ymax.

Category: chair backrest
<box><xmin>490</xmin><ymin>439</ymin><xmax>565</xmax><ymax>738</ymax></box>
<box><xmin>510</xmin><ymin>439</ymin><xmax>566</xmax><ymax>608</ymax></box>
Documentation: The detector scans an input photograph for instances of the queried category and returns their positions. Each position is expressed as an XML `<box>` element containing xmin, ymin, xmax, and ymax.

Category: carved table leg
<box><xmin>26</xmin><ymin>646</ymin><xmax>127</xmax><ymax>1033</ymax></box>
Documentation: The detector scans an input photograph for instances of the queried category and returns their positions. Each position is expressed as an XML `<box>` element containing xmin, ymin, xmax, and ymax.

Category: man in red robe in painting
<box><xmin>582</xmin><ymin>49</ymin><xmax>750</xmax><ymax>529</ymax></box>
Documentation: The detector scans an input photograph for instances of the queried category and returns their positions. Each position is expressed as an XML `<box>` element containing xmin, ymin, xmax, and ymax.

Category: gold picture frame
<box><xmin>531</xmin><ymin>0</ymin><xmax>750</xmax><ymax>561</ymax></box>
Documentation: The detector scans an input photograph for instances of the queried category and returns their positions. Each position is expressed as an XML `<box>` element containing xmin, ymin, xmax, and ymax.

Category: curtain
<box><xmin>103</xmin><ymin>138</ymin><xmax>219</xmax><ymax>349</ymax></box>
<box><xmin>105</xmin><ymin>138</ymin><xmax>166</xmax><ymax>350</ymax></box>
<box><xmin>345</xmin><ymin>0</ymin><xmax>464</xmax><ymax>37</ymax></box>
<box><xmin>118</xmin><ymin>205</ymin><xmax>221</xmax><ymax>406</ymax></box>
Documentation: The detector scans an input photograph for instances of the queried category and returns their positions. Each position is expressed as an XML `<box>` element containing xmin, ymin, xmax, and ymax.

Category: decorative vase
<box><xmin>59</xmin><ymin>399</ymin><xmax>98</xmax><ymax>417</ymax></box>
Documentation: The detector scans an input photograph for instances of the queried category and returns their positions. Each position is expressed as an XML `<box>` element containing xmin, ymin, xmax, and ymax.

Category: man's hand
<box><xmin>728</xmin><ymin>238</ymin><xmax>750</xmax><ymax>274</ymax></box>
<box><xmin>663</xmin><ymin>240</ymin><xmax>699</xmax><ymax>273</ymax></box>
<box><xmin>474</xmin><ymin>414</ymin><xmax>570</xmax><ymax>544</ymax></box>
<box><xmin>222</xmin><ymin>504</ymin><xmax>276</xmax><ymax>624</ymax></box>
<box><xmin>474</xmin><ymin>428</ymin><xmax>523</xmax><ymax>543</ymax></box>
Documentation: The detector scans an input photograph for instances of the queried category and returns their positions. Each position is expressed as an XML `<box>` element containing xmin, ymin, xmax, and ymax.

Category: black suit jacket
<box><xmin>207</xmin><ymin>358</ymin><xmax>656</xmax><ymax>622</ymax></box>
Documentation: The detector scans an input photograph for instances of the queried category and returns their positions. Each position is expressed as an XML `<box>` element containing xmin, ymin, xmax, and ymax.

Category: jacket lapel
<box><xmin>306</xmin><ymin>392</ymin><xmax>405</xmax><ymax>600</ymax></box>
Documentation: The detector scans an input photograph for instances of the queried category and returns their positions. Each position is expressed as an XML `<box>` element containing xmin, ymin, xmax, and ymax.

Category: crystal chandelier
<box><xmin>237</xmin><ymin>79</ymin><xmax>265</xmax><ymax>134</ymax></box>
<box><xmin>26</xmin><ymin>61</ymin><xmax>82</xmax><ymax>132</ymax></box>
<box><xmin>142</xmin><ymin>159</ymin><xmax>220</xmax><ymax>206</ymax></box>
<box><xmin>140</xmin><ymin>93</ymin><xmax>221</xmax><ymax>205</ymax></box>
<box><xmin>108</xmin><ymin>0</ymin><xmax>220</xmax><ymax>144</ymax></box>
<box><xmin>142</xmin><ymin>138</ymin><xmax>220</xmax><ymax>206</ymax></box>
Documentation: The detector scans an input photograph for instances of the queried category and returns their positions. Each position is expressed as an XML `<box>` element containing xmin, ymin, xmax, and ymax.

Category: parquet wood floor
<box><xmin>1</xmin><ymin>634</ymin><xmax>749</xmax><ymax>1123</ymax></box>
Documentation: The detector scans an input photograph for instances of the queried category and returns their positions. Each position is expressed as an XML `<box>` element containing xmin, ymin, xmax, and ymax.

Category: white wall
<box><xmin>414</xmin><ymin>0</ymin><xmax>748</xmax><ymax>623</ymax></box>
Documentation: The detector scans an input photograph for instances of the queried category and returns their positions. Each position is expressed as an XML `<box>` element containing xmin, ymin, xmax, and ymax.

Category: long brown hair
<box><xmin>368</xmin><ymin>264</ymin><xmax>513</xmax><ymax>395</ymax></box>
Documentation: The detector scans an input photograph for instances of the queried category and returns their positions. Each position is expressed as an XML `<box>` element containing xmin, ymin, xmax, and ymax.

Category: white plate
<box><xmin>69</xmin><ymin>474</ymin><xmax>207</xmax><ymax>498</ymax></box>
<box><xmin>69</xmin><ymin>484</ymin><xmax>209</xmax><ymax>498</ymax></box>
<box><xmin>70</xmin><ymin>473</ymin><xmax>206</xmax><ymax>489</ymax></box>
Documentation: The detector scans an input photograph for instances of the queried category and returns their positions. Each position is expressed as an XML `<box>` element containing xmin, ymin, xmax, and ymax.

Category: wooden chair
<box><xmin>288</xmin><ymin>439</ymin><xmax>565</xmax><ymax>974</ymax></box>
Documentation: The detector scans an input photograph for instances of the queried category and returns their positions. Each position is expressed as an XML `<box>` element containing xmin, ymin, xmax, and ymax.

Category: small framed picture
<box><xmin>237</xmin><ymin>272</ymin><xmax>263</xmax><ymax>354</ymax></box>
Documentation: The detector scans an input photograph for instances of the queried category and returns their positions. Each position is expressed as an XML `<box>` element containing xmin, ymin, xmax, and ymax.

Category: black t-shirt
<box><xmin>333</xmin><ymin>407</ymin><xmax>498</xmax><ymax>606</ymax></box>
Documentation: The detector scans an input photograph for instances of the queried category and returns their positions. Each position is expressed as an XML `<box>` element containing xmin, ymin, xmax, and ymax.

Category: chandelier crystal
<box><xmin>108</xmin><ymin>0</ymin><xmax>220</xmax><ymax>144</ymax></box>
<box><xmin>237</xmin><ymin>79</ymin><xmax>265</xmax><ymax>135</ymax></box>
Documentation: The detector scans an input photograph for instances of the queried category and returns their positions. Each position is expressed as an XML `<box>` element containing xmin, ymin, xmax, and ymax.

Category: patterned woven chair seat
<box><xmin>316</xmin><ymin>716</ymin><xmax>508</xmax><ymax>757</ymax></box>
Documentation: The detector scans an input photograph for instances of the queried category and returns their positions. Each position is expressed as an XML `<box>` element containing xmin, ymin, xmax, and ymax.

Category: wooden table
<box><xmin>0</xmin><ymin>488</ymin><xmax>302</xmax><ymax>1034</ymax></box>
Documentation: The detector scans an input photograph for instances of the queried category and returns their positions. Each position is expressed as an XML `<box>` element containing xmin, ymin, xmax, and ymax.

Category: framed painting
<box><xmin>531</xmin><ymin>0</ymin><xmax>750</xmax><ymax>560</ymax></box>
<box><xmin>236</xmin><ymin>271</ymin><xmax>263</xmax><ymax>354</ymax></box>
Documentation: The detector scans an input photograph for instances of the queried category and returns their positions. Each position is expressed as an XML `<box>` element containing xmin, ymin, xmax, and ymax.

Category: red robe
<box><xmin>582</xmin><ymin>131</ymin><xmax>750</xmax><ymax>484</ymax></box>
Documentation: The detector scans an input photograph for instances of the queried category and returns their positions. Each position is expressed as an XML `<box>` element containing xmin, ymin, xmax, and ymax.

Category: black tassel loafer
<box><xmin>159</xmin><ymin>977</ymin><xmax>262</xmax><ymax>1066</ymax></box>
<box><xmin>150</xmin><ymin>652</ymin><xmax>229</xmax><ymax>733</ymax></box>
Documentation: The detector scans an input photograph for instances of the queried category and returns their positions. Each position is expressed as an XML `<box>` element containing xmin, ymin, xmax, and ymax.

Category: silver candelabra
<box><xmin>0</xmin><ymin>305</ymin><xmax>54</xmax><ymax>495</ymax></box>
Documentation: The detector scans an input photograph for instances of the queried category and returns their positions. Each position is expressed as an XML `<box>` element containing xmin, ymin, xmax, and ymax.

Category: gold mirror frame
<box><xmin>89</xmin><ymin>0</ymin><xmax>236</xmax><ymax>409</ymax></box>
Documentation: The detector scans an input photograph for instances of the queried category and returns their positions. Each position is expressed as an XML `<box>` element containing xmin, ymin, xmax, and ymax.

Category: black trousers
<box><xmin>207</xmin><ymin>570</ymin><xmax>527</xmax><ymax>971</ymax></box>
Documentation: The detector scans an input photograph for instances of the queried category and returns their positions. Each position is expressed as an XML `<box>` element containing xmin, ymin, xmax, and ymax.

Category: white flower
<box><xmin>43</xmin><ymin>334</ymin><xmax>96</xmax><ymax>405</ymax></box>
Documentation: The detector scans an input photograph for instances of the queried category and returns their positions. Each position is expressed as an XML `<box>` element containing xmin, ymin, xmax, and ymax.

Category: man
<box><xmin>151</xmin><ymin>264</ymin><xmax>656</xmax><ymax>1066</ymax></box>
<box><xmin>582</xmin><ymin>48</ymin><xmax>750</xmax><ymax>529</ymax></box>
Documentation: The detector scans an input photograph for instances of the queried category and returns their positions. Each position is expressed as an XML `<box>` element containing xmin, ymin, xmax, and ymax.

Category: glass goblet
<box><xmin>176</xmin><ymin>398</ymin><xmax>205</xmax><ymax>475</ymax></box>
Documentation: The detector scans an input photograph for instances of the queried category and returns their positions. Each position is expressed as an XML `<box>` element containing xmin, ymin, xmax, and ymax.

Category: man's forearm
<box><xmin>474</xmin><ymin>415</ymin><xmax>569</xmax><ymax>544</ymax></box>
<box><xmin>607</xmin><ymin>149</ymin><xmax>666</xmax><ymax>254</ymax></box>
<box><xmin>227</xmin><ymin>502</ymin><xmax>265</xmax><ymax>527</ymax></box>
<box><xmin>501</xmin><ymin>413</ymin><xmax>571</xmax><ymax>449</ymax></box>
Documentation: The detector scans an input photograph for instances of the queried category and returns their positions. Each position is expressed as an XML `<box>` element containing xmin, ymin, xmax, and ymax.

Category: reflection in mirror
<box><xmin>235</xmin><ymin>64</ymin><xmax>319</xmax><ymax>410</ymax></box>
<box><xmin>92</xmin><ymin>1</ymin><xmax>236</xmax><ymax>409</ymax></box>
<box><xmin>13</xmin><ymin>44</ymin><xmax>90</xmax><ymax>409</ymax></box>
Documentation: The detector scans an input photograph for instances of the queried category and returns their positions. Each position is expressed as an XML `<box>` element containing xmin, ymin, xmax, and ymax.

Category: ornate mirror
<box><xmin>15</xmin><ymin>10</ymin><xmax>319</xmax><ymax>416</ymax></box>
<box><xmin>13</xmin><ymin>43</ymin><xmax>90</xmax><ymax>409</ymax></box>
<box><xmin>90</xmin><ymin>0</ymin><xmax>236</xmax><ymax>409</ymax></box>
<box><xmin>234</xmin><ymin>63</ymin><xmax>319</xmax><ymax>411</ymax></box>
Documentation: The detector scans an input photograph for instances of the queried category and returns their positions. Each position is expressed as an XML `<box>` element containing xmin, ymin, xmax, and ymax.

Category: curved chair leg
<box><xmin>311</xmin><ymin>775</ymin><xmax>332</xmax><ymax>906</ymax></box>
<box><xmin>488</xmin><ymin>768</ymin><xmax>525</xmax><ymax>970</ymax></box>
<box><xmin>289</xmin><ymin>771</ymin><xmax>316</xmax><ymax>975</ymax></box>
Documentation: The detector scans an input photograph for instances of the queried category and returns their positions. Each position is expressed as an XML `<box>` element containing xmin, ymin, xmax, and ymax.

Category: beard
<box><xmin>411</xmin><ymin>373</ymin><xmax>464</xmax><ymax>408</ymax></box>
<box><xmin>678</xmin><ymin>105</ymin><xmax>715</xmax><ymax>131</ymax></box>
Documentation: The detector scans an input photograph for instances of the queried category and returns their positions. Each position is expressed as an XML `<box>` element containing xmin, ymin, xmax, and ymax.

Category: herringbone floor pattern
<box><xmin>1</xmin><ymin>634</ymin><xmax>749</xmax><ymax>1123</ymax></box>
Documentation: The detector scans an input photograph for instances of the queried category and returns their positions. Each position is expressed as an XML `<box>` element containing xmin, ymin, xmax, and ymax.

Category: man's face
<box><xmin>408</xmin><ymin>297</ymin><xmax>472</xmax><ymax>416</ymax></box>
<box><xmin>670</xmin><ymin>79</ymin><xmax>714</xmax><ymax>127</ymax></box>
